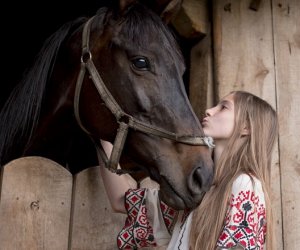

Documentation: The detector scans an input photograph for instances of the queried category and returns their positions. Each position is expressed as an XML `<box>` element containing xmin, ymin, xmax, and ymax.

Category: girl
<box><xmin>100</xmin><ymin>90</ymin><xmax>278</xmax><ymax>250</ymax></box>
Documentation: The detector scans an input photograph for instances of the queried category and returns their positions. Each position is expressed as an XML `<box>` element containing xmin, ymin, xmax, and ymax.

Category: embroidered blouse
<box><xmin>117</xmin><ymin>174</ymin><xmax>266</xmax><ymax>250</ymax></box>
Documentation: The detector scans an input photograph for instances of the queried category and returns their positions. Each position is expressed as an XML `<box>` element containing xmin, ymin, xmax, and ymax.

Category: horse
<box><xmin>0</xmin><ymin>0</ymin><xmax>214</xmax><ymax>210</ymax></box>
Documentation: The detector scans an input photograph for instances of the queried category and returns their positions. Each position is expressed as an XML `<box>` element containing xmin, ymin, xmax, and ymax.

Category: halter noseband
<box><xmin>74</xmin><ymin>17</ymin><xmax>215</xmax><ymax>175</ymax></box>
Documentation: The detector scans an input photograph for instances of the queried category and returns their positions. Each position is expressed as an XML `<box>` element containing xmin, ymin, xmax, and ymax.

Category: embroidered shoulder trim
<box><xmin>160</xmin><ymin>200</ymin><xmax>179</xmax><ymax>233</ymax></box>
<box><xmin>117</xmin><ymin>188</ymin><xmax>156</xmax><ymax>249</ymax></box>
<box><xmin>217</xmin><ymin>189</ymin><xmax>266</xmax><ymax>250</ymax></box>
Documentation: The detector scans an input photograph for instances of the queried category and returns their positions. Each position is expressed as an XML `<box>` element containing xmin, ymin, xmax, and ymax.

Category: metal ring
<box><xmin>81</xmin><ymin>49</ymin><xmax>92</xmax><ymax>63</ymax></box>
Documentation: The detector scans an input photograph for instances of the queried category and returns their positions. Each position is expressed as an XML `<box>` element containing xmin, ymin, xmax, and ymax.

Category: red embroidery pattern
<box><xmin>217</xmin><ymin>189</ymin><xmax>266</xmax><ymax>250</ymax></box>
<box><xmin>117</xmin><ymin>188</ymin><xmax>156</xmax><ymax>249</ymax></box>
<box><xmin>117</xmin><ymin>189</ymin><xmax>179</xmax><ymax>249</ymax></box>
<box><xmin>160</xmin><ymin>200</ymin><xmax>179</xmax><ymax>233</ymax></box>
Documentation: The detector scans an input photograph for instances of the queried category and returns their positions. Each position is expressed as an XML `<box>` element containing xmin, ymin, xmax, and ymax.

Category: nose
<box><xmin>205</xmin><ymin>107</ymin><xmax>213</xmax><ymax>117</ymax></box>
<box><xmin>187</xmin><ymin>164</ymin><xmax>213</xmax><ymax>197</ymax></box>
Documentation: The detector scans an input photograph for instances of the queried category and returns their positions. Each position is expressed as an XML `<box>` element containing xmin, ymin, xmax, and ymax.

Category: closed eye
<box><xmin>218</xmin><ymin>100</ymin><xmax>232</xmax><ymax>110</ymax></box>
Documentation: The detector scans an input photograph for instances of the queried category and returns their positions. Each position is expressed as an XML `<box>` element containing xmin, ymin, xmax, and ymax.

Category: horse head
<box><xmin>70</xmin><ymin>0</ymin><xmax>214</xmax><ymax>209</ymax></box>
<box><xmin>0</xmin><ymin>0</ymin><xmax>214</xmax><ymax>210</ymax></box>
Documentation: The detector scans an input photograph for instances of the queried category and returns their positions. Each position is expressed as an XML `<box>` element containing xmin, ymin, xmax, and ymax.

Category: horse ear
<box><xmin>140</xmin><ymin>0</ymin><xmax>183</xmax><ymax>23</ymax></box>
<box><xmin>159</xmin><ymin>0</ymin><xmax>183</xmax><ymax>23</ymax></box>
<box><xmin>115</xmin><ymin>0</ymin><xmax>182</xmax><ymax>22</ymax></box>
<box><xmin>119</xmin><ymin>0</ymin><xmax>138</xmax><ymax>15</ymax></box>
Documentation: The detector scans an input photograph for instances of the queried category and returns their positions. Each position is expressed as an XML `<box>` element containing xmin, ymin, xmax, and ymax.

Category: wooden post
<box><xmin>272</xmin><ymin>0</ymin><xmax>300</xmax><ymax>248</ymax></box>
<box><xmin>69</xmin><ymin>166</ymin><xmax>126</xmax><ymax>250</ymax></box>
<box><xmin>211</xmin><ymin>0</ymin><xmax>283</xmax><ymax>248</ymax></box>
<box><xmin>172</xmin><ymin>0</ymin><xmax>213</xmax><ymax>117</ymax></box>
<box><xmin>189</xmin><ymin>33</ymin><xmax>214</xmax><ymax>119</ymax></box>
<box><xmin>172</xmin><ymin>0</ymin><xmax>209</xmax><ymax>39</ymax></box>
<box><xmin>0</xmin><ymin>157</ymin><xmax>73</xmax><ymax>250</ymax></box>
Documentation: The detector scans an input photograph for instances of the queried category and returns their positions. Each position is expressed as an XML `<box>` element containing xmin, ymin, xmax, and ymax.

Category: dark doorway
<box><xmin>1</xmin><ymin>1</ymin><xmax>110</xmax><ymax>107</ymax></box>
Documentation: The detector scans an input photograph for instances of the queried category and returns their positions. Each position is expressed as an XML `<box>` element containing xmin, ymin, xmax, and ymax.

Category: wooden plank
<box><xmin>172</xmin><ymin>0</ymin><xmax>209</xmax><ymax>39</ymax></box>
<box><xmin>272</xmin><ymin>0</ymin><xmax>300</xmax><ymax>249</ymax></box>
<box><xmin>211</xmin><ymin>0</ymin><xmax>283</xmax><ymax>248</ymax></box>
<box><xmin>70</xmin><ymin>166</ymin><xmax>126</xmax><ymax>250</ymax></box>
<box><xmin>212</xmin><ymin>0</ymin><xmax>277</xmax><ymax>100</ymax></box>
<box><xmin>189</xmin><ymin>32</ymin><xmax>214</xmax><ymax>119</ymax></box>
<box><xmin>0</xmin><ymin>157</ymin><xmax>73</xmax><ymax>250</ymax></box>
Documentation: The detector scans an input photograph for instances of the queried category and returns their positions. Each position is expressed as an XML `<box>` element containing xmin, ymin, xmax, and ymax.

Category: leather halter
<box><xmin>74</xmin><ymin>17</ymin><xmax>215</xmax><ymax>175</ymax></box>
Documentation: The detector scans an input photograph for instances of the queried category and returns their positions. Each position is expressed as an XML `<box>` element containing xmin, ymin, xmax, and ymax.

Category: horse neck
<box><xmin>23</xmin><ymin>61</ymin><xmax>98</xmax><ymax>173</ymax></box>
<box><xmin>23</xmin><ymin>101</ymin><xmax>74</xmax><ymax>163</ymax></box>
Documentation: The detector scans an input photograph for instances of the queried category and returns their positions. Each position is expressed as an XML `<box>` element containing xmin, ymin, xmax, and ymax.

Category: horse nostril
<box><xmin>193</xmin><ymin>167</ymin><xmax>203</xmax><ymax>188</ymax></box>
<box><xmin>188</xmin><ymin>165</ymin><xmax>212</xmax><ymax>197</ymax></box>
<box><xmin>188</xmin><ymin>166</ymin><xmax>204</xmax><ymax>196</ymax></box>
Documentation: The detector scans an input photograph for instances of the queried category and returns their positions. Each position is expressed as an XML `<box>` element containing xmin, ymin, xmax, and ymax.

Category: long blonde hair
<box><xmin>189</xmin><ymin>91</ymin><xmax>278</xmax><ymax>250</ymax></box>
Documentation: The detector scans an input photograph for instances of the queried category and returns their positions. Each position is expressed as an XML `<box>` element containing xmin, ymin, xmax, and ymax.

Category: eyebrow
<box><xmin>219</xmin><ymin>100</ymin><xmax>232</xmax><ymax>106</ymax></box>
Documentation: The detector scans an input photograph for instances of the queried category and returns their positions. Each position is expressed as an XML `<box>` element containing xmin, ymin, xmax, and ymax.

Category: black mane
<box><xmin>0</xmin><ymin>18</ymin><xmax>86</xmax><ymax>166</ymax></box>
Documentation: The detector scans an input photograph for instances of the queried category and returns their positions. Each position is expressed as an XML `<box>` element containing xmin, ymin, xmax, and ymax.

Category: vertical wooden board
<box><xmin>212</xmin><ymin>0</ymin><xmax>276</xmax><ymax>102</ymax></box>
<box><xmin>0</xmin><ymin>157</ymin><xmax>73</xmax><ymax>250</ymax></box>
<box><xmin>172</xmin><ymin>0</ymin><xmax>209</xmax><ymax>38</ymax></box>
<box><xmin>272</xmin><ymin>0</ymin><xmax>300</xmax><ymax>249</ymax></box>
<box><xmin>212</xmin><ymin>0</ymin><xmax>283</xmax><ymax>248</ymax></box>
<box><xmin>182</xmin><ymin>0</ymin><xmax>213</xmax><ymax>118</ymax></box>
<box><xmin>189</xmin><ymin>33</ymin><xmax>214</xmax><ymax>119</ymax></box>
<box><xmin>70</xmin><ymin>166</ymin><xmax>126</xmax><ymax>250</ymax></box>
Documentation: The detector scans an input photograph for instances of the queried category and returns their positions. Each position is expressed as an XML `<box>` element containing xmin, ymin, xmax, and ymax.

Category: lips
<box><xmin>201</xmin><ymin>119</ymin><xmax>208</xmax><ymax>126</ymax></box>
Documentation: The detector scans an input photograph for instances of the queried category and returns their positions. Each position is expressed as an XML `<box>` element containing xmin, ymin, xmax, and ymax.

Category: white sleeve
<box><xmin>217</xmin><ymin>174</ymin><xmax>267</xmax><ymax>250</ymax></box>
<box><xmin>146</xmin><ymin>189</ymin><xmax>173</xmax><ymax>246</ymax></box>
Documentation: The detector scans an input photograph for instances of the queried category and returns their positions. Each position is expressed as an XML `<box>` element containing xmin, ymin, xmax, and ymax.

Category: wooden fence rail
<box><xmin>0</xmin><ymin>157</ymin><xmax>126</xmax><ymax>250</ymax></box>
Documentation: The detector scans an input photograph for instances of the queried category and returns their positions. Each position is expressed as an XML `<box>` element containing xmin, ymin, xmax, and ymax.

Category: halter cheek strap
<box><xmin>74</xmin><ymin>17</ymin><xmax>215</xmax><ymax>175</ymax></box>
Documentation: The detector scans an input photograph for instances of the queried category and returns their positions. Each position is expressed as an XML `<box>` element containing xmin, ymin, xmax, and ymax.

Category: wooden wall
<box><xmin>186</xmin><ymin>0</ymin><xmax>300</xmax><ymax>249</ymax></box>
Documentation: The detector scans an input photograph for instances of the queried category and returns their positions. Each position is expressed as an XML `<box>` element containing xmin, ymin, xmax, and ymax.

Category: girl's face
<box><xmin>202</xmin><ymin>93</ymin><xmax>235</xmax><ymax>141</ymax></box>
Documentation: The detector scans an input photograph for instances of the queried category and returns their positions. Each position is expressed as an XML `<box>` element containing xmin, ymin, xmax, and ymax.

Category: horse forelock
<box><xmin>96</xmin><ymin>4</ymin><xmax>185</xmax><ymax>73</ymax></box>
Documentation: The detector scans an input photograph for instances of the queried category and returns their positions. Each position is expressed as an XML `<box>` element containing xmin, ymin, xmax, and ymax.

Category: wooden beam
<box><xmin>211</xmin><ymin>1</ymin><xmax>283</xmax><ymax>248</ymax></box>
<box><xmin>249</xmin><ymin>0</ymin><xmax>262</xmax><ymax>11</ymax></box>
<box><xmin>272</xmin><ymin>0</ymin><xmax>300</xmax><ymax>248</ymax></box>
<box><xmin>172</xmin><ymin>0</ymin><xmax>209</xmax><ymax>39</ymax></box>
<box><xmin>0</xmin><ymin>157</ymin><xmax>72</xmax><ymax>250</ymax></box>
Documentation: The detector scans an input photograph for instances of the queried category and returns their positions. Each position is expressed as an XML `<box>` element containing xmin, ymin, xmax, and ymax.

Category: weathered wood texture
<box><xmin>70</xmin><ymin>166</ymin><xmax>126</xmax><ymax>250</ymax></box>
<box><xmin>189</xmin><ymin>30</ymin><xmax>214</xmax><ymax>120</ymax></box>
<box><xmin>188</xmin><ymin>0</ymin><xmax>300</xmax><ymax>249</ymax></box>
<box><xmin>0</xmin><ymin>157</ymin><xmax>73</xmax><ymax>250</ymax></box>
<box><xmin>272</xmin><ymin>0</ymin><xmax>300</xmax><ymax>249</ymax></box>
<box><xmin>0</xmin><ymin>157</ymin><xmax>126</xmax><ymax>250</ymax></box>
<box><xmin>212</xmin><ymin>0</ymin><xmax>283</xmax><ymax>247</ymax></box>
<box><xmin>0</xmin><ymin>157</ymin><xmax>160</xmax><ymax>250</ymax></box>
<box><xmin>174</xmin><ymin>0</ymin><xmax>214</xmax><ymax>119</ymax></box>
<box><xmin>172</xmin><ymin>0</ymin><xmax>209</xmax><ymax>38</ymax></box>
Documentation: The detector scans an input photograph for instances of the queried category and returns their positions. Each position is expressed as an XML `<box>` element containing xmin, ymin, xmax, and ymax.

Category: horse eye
<box><xmin>131</xmin><ymin>57</ymin><xmax>150</xmax><ymax>71</ymax></box>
